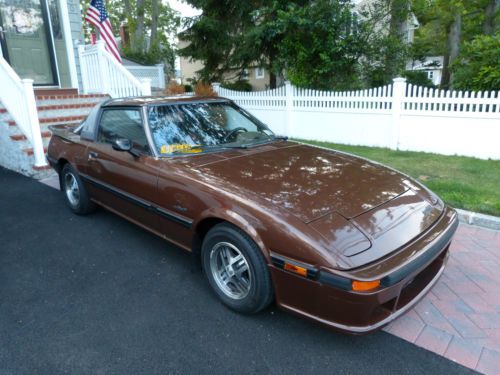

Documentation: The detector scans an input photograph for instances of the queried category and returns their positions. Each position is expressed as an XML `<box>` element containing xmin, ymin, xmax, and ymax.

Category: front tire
<box><xmin>61</xmin><ymin>163</ymin><xmax>96</xmax><ymax>215</ymax></box>
<box><xmin>202</xmin><ymin>223</ymin><xmax>274</xmax><ymax>314</ymax></box>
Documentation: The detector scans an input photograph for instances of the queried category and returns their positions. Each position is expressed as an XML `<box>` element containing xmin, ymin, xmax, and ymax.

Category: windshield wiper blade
<box><xmin>273</xmin><ymin>135</ymin><xmax>288</xmax><ymax>141</ymax></box>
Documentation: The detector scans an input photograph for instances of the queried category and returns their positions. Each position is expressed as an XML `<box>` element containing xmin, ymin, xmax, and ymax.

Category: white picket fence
<box><xmin>213</xmin><ymin>78</ymin><xmax>500</xmax><ymax>160</ymax></box>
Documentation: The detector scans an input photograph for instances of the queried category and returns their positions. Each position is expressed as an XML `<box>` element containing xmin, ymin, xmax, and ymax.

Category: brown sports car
<box><xmin>47</xmin><ymin>96</ymin><xmax>458</xmax><ymax>334</ymax></box>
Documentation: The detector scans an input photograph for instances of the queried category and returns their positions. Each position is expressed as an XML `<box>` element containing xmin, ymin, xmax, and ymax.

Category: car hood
<box><xmin>191</xmin><ymin>143</ymin><xmax>411</xmax><ymax>222</ymax></box>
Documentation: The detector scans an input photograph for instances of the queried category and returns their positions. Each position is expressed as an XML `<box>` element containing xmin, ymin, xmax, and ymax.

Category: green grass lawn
<box><xmin>297</xmin><ymin>140</ymin><xmax>500</xmax><ymax>217</ymax></box>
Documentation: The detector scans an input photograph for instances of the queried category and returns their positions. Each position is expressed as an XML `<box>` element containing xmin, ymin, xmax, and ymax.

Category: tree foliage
<box><xmin>181</xmin><ymin>0</ymin><xmax>412</xmax><ymax>90</ymax></box>
<box><xmin>451</xmin><ymin>33</ymin><xmax>500</xmax><ymax>90</ymax></box>
<box><xmin>81</xmin><ymin>0</ymin><xmax>179</xmax><ymax>68</ymax></box>
<box><xmin>412</xmin><ymin>0</ymin><xmax>500</xmax><ymax>88</ymax></box>
<box><xmin>179</xmin><ymin>0</ymin><xmax>499</xmax><ymax>90</ymax></box>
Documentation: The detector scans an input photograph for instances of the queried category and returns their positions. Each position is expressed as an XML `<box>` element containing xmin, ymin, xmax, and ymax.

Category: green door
<box><xmin>0</xmin><ymin>0</ymin><xmax>58</xmax><ymax>85</ymax></box>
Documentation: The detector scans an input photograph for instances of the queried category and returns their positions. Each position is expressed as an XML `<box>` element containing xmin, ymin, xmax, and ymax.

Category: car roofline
<box><xmin>101</xmin><ymin>96</ymin><xmax>232</xmax><ymax>108</ymax></box>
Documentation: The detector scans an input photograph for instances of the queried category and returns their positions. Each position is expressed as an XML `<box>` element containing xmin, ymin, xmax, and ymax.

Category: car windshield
<box><xmin>147</xmin><ymin>102</ymin><xmax>275</xmax><ymax>155</ymax></box>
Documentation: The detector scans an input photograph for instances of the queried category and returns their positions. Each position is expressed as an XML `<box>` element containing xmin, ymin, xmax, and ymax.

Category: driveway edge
<box><xmin>456</xmin><ymin>208</ymin><xmax>500</xmax><ymax>231</ymax></box>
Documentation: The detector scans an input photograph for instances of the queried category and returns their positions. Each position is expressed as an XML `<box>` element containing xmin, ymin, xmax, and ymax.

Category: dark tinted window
<box><xmin>98</xmin><ymin>109</ymin><xmax>150</xmax><ymax>153</ymax></box>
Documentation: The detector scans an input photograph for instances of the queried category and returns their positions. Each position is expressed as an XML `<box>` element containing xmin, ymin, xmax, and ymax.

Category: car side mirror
<box><xmin>112</xmin><ymin>138</ymin><xmax>132</xmax><ymax>152</ymax></box>
<box><xmin>112</xmin><ymin>138</ymin><xmax>141</xmax><ymax>158</ymax></box>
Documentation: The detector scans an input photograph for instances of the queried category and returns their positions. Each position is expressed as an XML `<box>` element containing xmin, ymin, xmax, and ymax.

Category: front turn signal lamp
<box><xmin>352</xmin><ymin>279</ymin><xmax>381</xmax><ymax>292</ymax></box>
<box><xmin>284</xmin><ymin>262</ymin><xmax>308</xmax><ymax>277</ymax></box>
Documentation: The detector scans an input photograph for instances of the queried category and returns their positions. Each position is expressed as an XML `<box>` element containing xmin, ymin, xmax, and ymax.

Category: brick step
<box><xmin>35</xmin><ymin>93</ymin><xmax>107</xmax><ymax>100</ymax></box>
<box><xmin>23</xmin><ymin>147</ymin><xmax>48</xmax><ymax>156</ymax></box>
<box><xmin>37</xmin><ymin>102</ymin><xmax>97</xmax><ymax>111</ymax></box>
<box><xmin>14</xmin><ymin>138</ymin><xmax>51</xmax><ymax>152</ymax></box>
<box><xmin>10</xmin><ymin>131</ymin><xmax>52</xmax><ymax>141</ymax></box>
<box><xmin>35</xmin><ymin>95</ymin><xmax>108</xmax><ymax>107</ymax></box>
<box><xmin>39</xmin><ymin>115</ymin><xmax>86</xmax><ymax>125</ymax></box>
<box><xmin>33</xmin><ymin>164</ymin><xmax>53</xmax><ymax>171</ymax></box>
<box><xmin>31</xmin><ymin>162</ymin><xmax>56</xmax><ymax>180</ymax></box>
<box><xmin>36</xmin><ymin>106</ymin><xmax>93</xmax><ymax>120</ymax></box>
<box><xmin>34</xmin><ymin>88</ymin><xmax>79</xmax><ymax>97</ymax></box>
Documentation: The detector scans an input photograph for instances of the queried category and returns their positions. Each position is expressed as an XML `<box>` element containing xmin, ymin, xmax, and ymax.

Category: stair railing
<box><xmin>78</xmin><ymin>41</ymin><xmax>151</xmax><ymax>98</ymax></box>
<box><xmin>0</xmin><ymin>55</ymin><xmax>47</xmax><ymax>167</ymax></box>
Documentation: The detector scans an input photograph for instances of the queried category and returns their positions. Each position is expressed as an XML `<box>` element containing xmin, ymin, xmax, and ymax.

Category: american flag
<box><xmin>85</xmin><ymin>0</ymin><xmax>122</xmax><ymax>62</ymax></box>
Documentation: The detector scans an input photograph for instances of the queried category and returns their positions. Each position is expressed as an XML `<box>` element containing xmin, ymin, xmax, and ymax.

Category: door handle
<box><xmin>88</xmin><ymin>151</ymin><xmax>99</xmax><ymax>160</ymax></box>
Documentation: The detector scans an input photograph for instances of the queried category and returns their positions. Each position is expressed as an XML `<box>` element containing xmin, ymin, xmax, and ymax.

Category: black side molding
<box><xmin>80</xmin><ymin>174</ymin><xmax>193</xmax><ymax>228</ymax></box>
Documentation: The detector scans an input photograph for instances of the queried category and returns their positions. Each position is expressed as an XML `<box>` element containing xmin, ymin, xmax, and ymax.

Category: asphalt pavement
<box><xmin>0</xmin><ymin>167</ymin><xmax>476</xmax><ymax>374</ymax></box>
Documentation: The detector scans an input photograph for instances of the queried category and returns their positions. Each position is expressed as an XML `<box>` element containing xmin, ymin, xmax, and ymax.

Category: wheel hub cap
<box><xmin>209</xmin><ymin>242</ymin><xmax>251</xmax><ymax>300</ymax></box>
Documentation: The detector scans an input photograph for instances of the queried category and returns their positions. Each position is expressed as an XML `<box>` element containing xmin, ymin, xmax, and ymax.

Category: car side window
<box><xmin>98</xmin><ymin>109</ymin><xmax>150</xmax><ymax>154</ymax></box>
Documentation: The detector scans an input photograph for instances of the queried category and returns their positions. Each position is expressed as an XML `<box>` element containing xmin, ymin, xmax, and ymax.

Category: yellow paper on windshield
<box><xmin>160</xmin><ymin>144</ymin><xmax>202</xmax><ymax>154</ymax></box>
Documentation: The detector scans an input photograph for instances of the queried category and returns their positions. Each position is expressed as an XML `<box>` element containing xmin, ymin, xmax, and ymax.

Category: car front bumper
<box><xmin>270</xmin><ymin>207</ymin><xmax>458</xmax><ymax>334</ymax></box>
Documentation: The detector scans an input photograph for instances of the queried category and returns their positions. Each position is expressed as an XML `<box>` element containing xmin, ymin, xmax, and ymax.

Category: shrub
<box><xmin>221</xmin><ymin>80</ymin><xmax>252</xmax><ymax>92</ymax></box>
<box><xmin>184</xmin><ymin>84</ymin><xmax>193</xmax><ymax>92</ymax></box>
<box><xmin>165</xmin><ymin>81</ymin><xmax>185</xmax><ymax>95</ymax></box>
<box><xmin>451</xmin><ymin>34</ymin><xmax>500</xmax><ymax>91</ymax></box>
<box><xmin>194</xmin><ymin>82</ymin><xmax>217</xmax><ymax>96</ymax></box>
<box><xmin>402</xmin><ymin>71</ymin><xmax>436</xmax><ymax>88</ymax></box>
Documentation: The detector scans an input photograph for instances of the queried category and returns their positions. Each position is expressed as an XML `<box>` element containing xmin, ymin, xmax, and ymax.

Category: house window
<box><xmin>255</xmin><ymin>67</ymin><xmax>265</xmax><ymax>79</ymax></box>
<box><xmin>241</xmin><ymin>69</ymin><xmax>249</xmax><ymax>80</ymax></box>
<box><xmin>427</xmin><ymin>71</ymin><xmax>434</xmax><ymax>80</ymax></box>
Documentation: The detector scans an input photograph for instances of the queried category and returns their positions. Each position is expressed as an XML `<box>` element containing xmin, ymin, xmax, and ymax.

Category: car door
<box><xmin>83</xmin><ymin>107</ymin><xmax>165</xmax><ymax>237</ymax></box>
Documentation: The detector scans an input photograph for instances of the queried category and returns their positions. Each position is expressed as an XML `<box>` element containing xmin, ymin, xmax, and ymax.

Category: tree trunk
<box><xmin>150</xmin><ymin>0</ymin><xmax>159</xmax><ymax>51</ymax></box>
<box><xmin>441</xmin><ymin>12</ymin><xmax>461</xmax><ymax>88</ymax></box>
<box><xmin>483</xmin><ymin>0</ymin><xmax>499</xmax><ymax>35</ymax></box>
<box><xmin>134</xmin><ymin>0</ymin><xmax>146</xmax><ymax>53</ymax></box>
<box><xmin>124</xmin><ymin>0</ymin><xmax>132</xmax><ymax>16</ymax></box>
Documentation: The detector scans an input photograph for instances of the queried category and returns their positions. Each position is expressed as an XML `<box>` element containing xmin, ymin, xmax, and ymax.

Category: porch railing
<box><xmin>78</xmin><ymin>41</ymin><xmax>151</xmax><ymax>98</ymax></box>
<box><xmin>0</xmin><ymin>55</ymin><xmax>47</xmax><ymax>167</ymax></box>
<box><xmin>125</xmin><ymin>64</ymin><xmax>165</xmax><ymax>89</ymax></box>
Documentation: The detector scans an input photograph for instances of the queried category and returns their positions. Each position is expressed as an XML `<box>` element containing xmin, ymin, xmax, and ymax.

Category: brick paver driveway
<box><xmin>384</xmin><ymin>224</ymin><xmax>500</xmax><ymax>373</ymax></box>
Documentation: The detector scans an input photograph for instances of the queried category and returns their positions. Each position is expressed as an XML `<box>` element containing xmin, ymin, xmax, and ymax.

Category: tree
<box><xmin>81</xmin><ymin>0</ymin><xmax>180</xmax><ymax>68</ymax></box>
<box><xmin>355</xmin><ymin>0</ymin><xmax>414</xmax><ymax>87</ymax></box>
<box><xmin>181</xmin><ymin>0</ymin><xmax>410</xmax><ymax>90</ymax></box>
<box><xmin>179</xmin><ymin>0</ymin><xmax>258</xmax><ymax>82</ymax></box>
<box><xmin>412</xmin><ymin>0</ymin><xmax>499</xmax><ymax>88</ymax></box>
<box><xmin>451</xmin><ymin>33</ymin><xmax>500</xmax><ymax>90</ymax></box>
<box><xmin>483</xmin><ymin>0</ymin><xmax>500</xmax><ymax>35</ymax></box>
<box><xmin>271</xmin><ymin>0</ymin><xmax>366</xmax><ymax>89</ymax></box>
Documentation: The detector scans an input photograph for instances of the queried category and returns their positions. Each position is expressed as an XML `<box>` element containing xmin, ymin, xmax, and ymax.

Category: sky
<box><xmin>166</xmin><ymin>0</ymin><xmax>201</xmax><ymax>18</ymax></box>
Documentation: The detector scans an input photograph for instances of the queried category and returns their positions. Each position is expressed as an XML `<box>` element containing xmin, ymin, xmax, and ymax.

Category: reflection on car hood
<box><xmin>191</xmin><ymin>144</ymin><xmax>411</xmax><ymax>222</ymax></box>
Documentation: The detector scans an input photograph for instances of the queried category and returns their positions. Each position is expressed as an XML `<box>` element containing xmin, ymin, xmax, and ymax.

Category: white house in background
<box><xmin>177</xmin><ymin>39</ymin><xmax>274</xmax><ymax>91</ymax></box>
<box><xmin>355</xmin><ymin>0</ymin><xmax>420</xmax><ymax>44</ymax></box>
<box><xmin>408</xmin><ymin>56</ymin><xmax>444</xmax><ymax>86</ymax></box>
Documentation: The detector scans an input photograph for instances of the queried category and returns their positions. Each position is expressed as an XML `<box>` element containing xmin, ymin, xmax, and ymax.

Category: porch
<box><xmin>0</xmin><ymin>0</ymin><xmax>158</xmax><ymax>176</ymax></box>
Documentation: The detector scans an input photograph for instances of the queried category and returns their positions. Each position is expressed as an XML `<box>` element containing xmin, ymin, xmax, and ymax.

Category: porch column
<box><xmin>58</xmin><ymin>0</ymin><xmax>79</xmax><ymax>89</ymax></box>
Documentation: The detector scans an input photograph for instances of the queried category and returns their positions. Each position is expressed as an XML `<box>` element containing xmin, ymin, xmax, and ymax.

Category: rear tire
<box><xmin>60</xmin><ymin>163</ymin><xmax>96</xmax><ymax>215</ymax></box>
<box><xmin>202</xmin><ymin>223</ymin><xmax>274</xmax><ymax>314</ymax></box>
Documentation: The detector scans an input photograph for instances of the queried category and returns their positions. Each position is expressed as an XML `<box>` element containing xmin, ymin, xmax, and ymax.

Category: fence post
<box><xmin>391</xmin><ymin>77</ymin><xmax>406</xmax><ymax>150</ymax></box>
<box><xmin>285</xmin><ymin>81</ymin><xmax>294</xmax><ymax>137</ymax></box>
<box><xmin>156</xmin><ymin>64</ymin><xmax>165</xmax><ymax>89</ymax></box>
<box><xmin>211</xmin><ymin>82</ymin><xmax>221</xmax><ymax>95</ymax></box>
<box><xmin>140</xmin><ymin>78</ymin><xmax>152</xmax><ymax>96</ymax></box>
<box><xmin>22</xmin><ymin>79</ymin><xmax>47</xmax><ymax>167</ymax></box>
<box><xmin>96</xmin><ymin>40</ymin><xmax>110</xmax><ymax>95</ymax></box>
<box><xmin>77</xmin><ymin>44</ymin><xmax>87</xmax><ymax>94</ymax></box>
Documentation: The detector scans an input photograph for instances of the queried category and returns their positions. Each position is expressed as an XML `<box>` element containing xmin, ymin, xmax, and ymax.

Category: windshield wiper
<box><xmin>273</xmin><ymin>135</ymin><xmax>288</xmax><ymax>141</ymax></box>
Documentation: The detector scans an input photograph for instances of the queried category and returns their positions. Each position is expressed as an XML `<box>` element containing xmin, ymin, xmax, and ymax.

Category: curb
<box><xmin>456</xmin><ymin>208</ymin><xmax>500</xmax><ymax>231</ymax></box>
